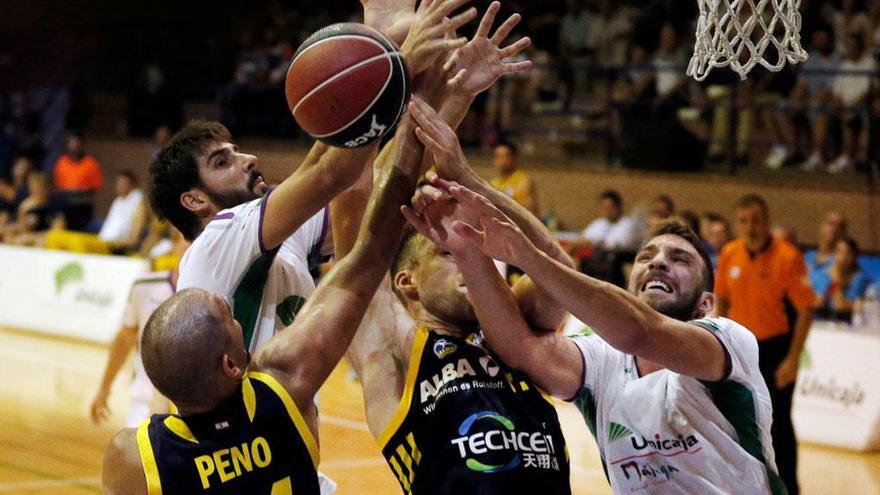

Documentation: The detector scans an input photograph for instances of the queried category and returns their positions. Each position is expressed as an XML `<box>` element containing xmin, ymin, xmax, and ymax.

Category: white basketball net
<box><xmin>688</xmin><ymin>0</ymin><xmax>808</xmax><ymax>81</ymax></box>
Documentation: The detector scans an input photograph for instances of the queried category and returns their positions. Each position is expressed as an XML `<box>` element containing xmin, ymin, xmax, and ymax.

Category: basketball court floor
<box><xmin>0</xmin><ymin>327</ymin><xmax>876</xmax><ymax>494</ymax></box>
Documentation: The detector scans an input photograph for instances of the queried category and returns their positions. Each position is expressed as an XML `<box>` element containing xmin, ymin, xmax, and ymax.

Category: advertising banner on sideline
<box><xmin>792</xmin><ymin>322</ymin><xmax>880</xmax><ymax>451</ymax></box>
<box><xmin>0</xmin><ymin>245</ymin><xmax>150</xmax><ymax>344</ymax></box>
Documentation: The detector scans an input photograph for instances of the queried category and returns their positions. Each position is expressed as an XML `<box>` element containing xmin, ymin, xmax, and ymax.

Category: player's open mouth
<box><xmin>642</xmin><ymin>279</ymin><xmax>673</xmax><ymax>293</ymax></box>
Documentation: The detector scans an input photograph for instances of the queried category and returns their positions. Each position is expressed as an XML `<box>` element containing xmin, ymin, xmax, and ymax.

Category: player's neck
<box><xmin>175</xmin><ymin>401</ymin><xmax>221</xmax><ymax>416</ymax></box>
<box><xmin>634</xmin><ymin>356</ymin><xmax>665</xmax><ymax>377</ymax></box>
<box><xmin>414</xmin><ymin>309</ymin><xmax>473</xmax><ymax>339</ymax></box>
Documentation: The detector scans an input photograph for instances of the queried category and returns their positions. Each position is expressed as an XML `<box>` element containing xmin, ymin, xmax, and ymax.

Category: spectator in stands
<box><xmin>715</xmin><ymin>194</ymin><xmax>815</xmax><ymax>495</ymax></box>
<box><xmin>582</xmin><ymin>189</ymin><xmax>644</xmax><ymax>252</ymax></box>
<box><xmin>813</xmin><ymin>237</ymin><xmax>873</xmax><ymax>322</ymax></box>
<box><xmin>490</xmin><ymin>141</ymin><xmax>539</xmax><ymax>215</ymax></box>
<box><xmin>53</xmin><ymin>133</ymin><xmax>103</xmax><ymax>231</ymax></box>
<box><xmin>805</xmin><ymin>211</ymin><xmax>848</xmax><ymax>279</ymax></box>
<box><xmin>706</xmin><ymin>82</ymin><xmax>754</xmax><ymax>166</ymax></box>
<box><xmin>676</xmin><ymin>209</ymin><xmax>701</xmax><ymax>237</ymax></box>
<box><xmin>577</xmin><ymin>189</ymin><xmax>644</xmax><ymax>287</ymax></box>
<box><xmin>97</xmin><ymin>170</ymin><xmax>150</xmax><ymax>251</ymax></box>
<box><xmin>700</xmin><ymin>212</ymin><xmax>732</xmax><ymax>268</ymax></box>
<box><xmin>827</xmin><ymin>32</ymin><xmax>877</xmax><ymax>173</ymax></box>
<box><xmin>773</xmin><ymin>225</ymin><xmax>800</xmax><ymax>246</ymax></box>
<box><xmin>3</xmin><ymin>172</ymin><xmax>60</xmax><ymax>246</ymax></box>
<box><xmin>758</xmin><ymin>64</ymin><xmax>801</xmax><ymax>169</ymax></box>
<box><xmin>647</xmin><ymin>194</ymin><xmax>675</xmax><ymax>228</ymax></box>
<box><xmin>559</xmin><ymin>0</ymin><xmax>591</xmax><ymax>58</ymax></box>
<box><xmin>0</xmin><ymin>156</ymin><xmax>34</xmax><ymax>215</ymax></box>
<box><xmin>612</xmin><ymin>26</ymin><xmax>707</xmax><ymax>171</ymax></box>
<box><xmin>586</xmin><ymin>0</ymin><xmax>633</xmax><ymax>67</ymax></box>
<box><xmin>831</xmin><ymin>0</ymin><xmax>871</xmax><ymax>55</ymax></box>
<box><xmin>0</xmin><ymin>176</ymin><xmax>14</xmax><ymax>216</ymax></box>
<box><xmin>151</xmin><ymin>125</ymin><xmax>173</xmax><ymax>159</ymax></box>
<box><xmin>651</xmin><ymin>23</ymin><xmax>690</xmax><ymax>109</ymax></box>
<box><xmin>559</xmin><ymin>0</ymin><xmax>591</xmax><ymax>109</ymax></box>
<box><xmin>45</xmin><ymin>170</ymin><xmax>149</xmax><ymax>254</ymax></box>
<box><xmin>798</xmin><ymin>27</ymin><xmax>843</xmax><ymax>171</ymax></box>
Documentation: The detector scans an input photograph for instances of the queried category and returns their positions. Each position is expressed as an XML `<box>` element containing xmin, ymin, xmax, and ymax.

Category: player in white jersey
<box><xmin>147</xmin><ymin>2</ymin><xmax>476</xmax><ymax>492</ymax></box>
<box><xmin>404</xmin><ymin>132</ymin><xmax>785</xmax><ymax>493</ymax></box>
<box><xmin>148</xmin><ymin>0</ymin><xmax>470</xmax><ymax>354</ymax></box>
<box><xmin>90</xmin><ymin>270</ymin><xmax>177</xmax><ymax>427</ymax></box>
<box><xmin>176</xmin><ymin>200</ymin><xmax>328</xmax><ymax>352</ymax></box>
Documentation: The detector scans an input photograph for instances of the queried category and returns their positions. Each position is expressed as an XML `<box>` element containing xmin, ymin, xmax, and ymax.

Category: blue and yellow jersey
<box><xmin>135</xmin><ymin>372</ymin><xmax>319</xmax><ymax>495</ymax></box>
<box><xmin>379</xmin><ymin>327</ymin><xmax>571</xmax><ymax>494</ymax></box>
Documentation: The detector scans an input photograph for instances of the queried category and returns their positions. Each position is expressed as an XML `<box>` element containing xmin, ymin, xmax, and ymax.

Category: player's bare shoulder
<box><xmin>102</xmin><ymin>427</ymin><xmax>148</xmax><ymax>495</ymax></box>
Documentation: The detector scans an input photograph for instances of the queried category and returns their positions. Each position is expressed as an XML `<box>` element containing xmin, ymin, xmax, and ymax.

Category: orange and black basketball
<box><xmin>285</xmin><ymin>23</ymin><xmax>410</xmax><ymax>148</ymax></box>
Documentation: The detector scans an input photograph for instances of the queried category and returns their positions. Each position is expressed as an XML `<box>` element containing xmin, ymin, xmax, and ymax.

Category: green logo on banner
<box><xmin>55</xmin><ymin>262</ymin><xmax>84</xmax><ymax>295</ymax></box>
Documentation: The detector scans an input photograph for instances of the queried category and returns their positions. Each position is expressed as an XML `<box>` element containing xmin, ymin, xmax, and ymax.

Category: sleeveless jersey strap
<box><xmin>246</xmin><ymin>371</ymin><xmax>320</xmax><ymax>468</ymax></box>
<box><xmin>136</xmin><ymin>419</ymin><xmax>163</xmax><ymax>495</ymax></box>
<box><xmin>377</xmin><ymin>327</ymin><xmax>430</xmax><ymax>448</ymax></box>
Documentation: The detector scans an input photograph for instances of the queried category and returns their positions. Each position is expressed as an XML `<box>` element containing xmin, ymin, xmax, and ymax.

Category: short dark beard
<box><xmin>649</xmin><ymin>289</ymin><xmax>703</xmax><ymax>322</ymax></box>
<box><xmin>204</xmin><ymin>171</ymin><xmax>262</xmax><ymax>209</ymax></box>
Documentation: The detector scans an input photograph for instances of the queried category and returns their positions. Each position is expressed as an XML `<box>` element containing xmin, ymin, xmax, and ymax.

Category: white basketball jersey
<box><xmin>177</xmin><ymin>194</ymin><xmax>328</xmax><ymax>353</ymax></box>
<box><xmin>569</xmin><ymin>317</ymin><xmax>784</xmax><ymax>494</ymax></box>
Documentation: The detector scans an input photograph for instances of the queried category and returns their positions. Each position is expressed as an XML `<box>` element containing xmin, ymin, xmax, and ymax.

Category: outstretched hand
<box><xmin>443</xmin><ymin>182</ymin><xmax>536</xmax><ymax>266</ymax></box>
<box><xmin>400</xmin><ymin>0</ymin><xmax>477</xmax><ymax>77</ymax></box>
<box><xmin>444</xmin><ymin>1</ymin><xmax>533</xmax><ymax>97</ymax></box>
<box><xmin>406</xmin><ymin>94</ymin><xmax>473</xmax><ymax>183</ymax></box>
<box><xmin>361</xmin><ymin>0</ymin><xmax>417</xmax><ymax>46</ymax></box>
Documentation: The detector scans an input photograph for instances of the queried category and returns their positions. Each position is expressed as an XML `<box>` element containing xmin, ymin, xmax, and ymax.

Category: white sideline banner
<box><xmin>0</xmin><ymin>245</ymin><xmax>150</xmax><ymax>344</ymax></box>
<box><xmin>792</xmin><ymin>322</ymin><xmax>880</xmax><ymax>451</ymax></box>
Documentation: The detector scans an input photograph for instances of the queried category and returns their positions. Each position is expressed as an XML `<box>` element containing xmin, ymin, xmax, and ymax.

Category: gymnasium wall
<box><xmin>87</xmin><ymin>138</ymin><xmax>880</xmax><ymax>252</ymax></box>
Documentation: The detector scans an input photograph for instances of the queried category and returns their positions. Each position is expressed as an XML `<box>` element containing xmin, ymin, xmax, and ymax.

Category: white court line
<box><xmin>0</xmin><ymin>476</ymin><xmax>100</xmax><ymax>491</ymax></box>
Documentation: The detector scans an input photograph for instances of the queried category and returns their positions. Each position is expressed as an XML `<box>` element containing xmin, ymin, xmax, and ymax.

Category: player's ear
<box><xmin>695</xmin><ymin>291</ymin><xmax>715</xmax><ymax>319</ymax></box>
<box><xmin>221</xmin><ymin>353</ymin><xmax>244</xmax><ymax>379</ymax></box>
<box><xmin>394</xmin><ymin>270</ymin><xmax>419</xmax><ymax>302</ymax></box>
<box><xmin>180</xmin><ymin>189</ymin><xmax>211</xmax><ymax>216</ymax></box>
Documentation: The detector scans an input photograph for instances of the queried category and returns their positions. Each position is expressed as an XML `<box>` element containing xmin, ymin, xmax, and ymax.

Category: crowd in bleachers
<box><xmin>483</xmin><ymin>136</ymin><xmax>879</xmax><ymax>325</ymax></box>
<box><xmin>495</xmin><ymin>0</ymin><xmax>880</xmax><ymax>174</ymax></box>
<box><xmin>0</xmin><ymin>130</ymin><xmax>179</xmax><ymax>270</ymax></box>
<box><xmin>1</xmin><ymin>1</ymin><xmax>877</xmax><ymax>316</ymax></box>
<box><xmin>551</xmin><ymin>186</ymin><xmax>879</xmax><ymax>325</ymax></box>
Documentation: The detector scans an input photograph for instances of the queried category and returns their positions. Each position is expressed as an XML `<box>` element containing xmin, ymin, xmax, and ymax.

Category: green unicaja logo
<box><xmin>608</xmin><ymin>422</ymin><xmax>633</xmax><ymax>442</ymax></box>
<box><xmin>55</xmin><ymin>262</ymin><xmax>84</xmax><ymax>295</ymax></box>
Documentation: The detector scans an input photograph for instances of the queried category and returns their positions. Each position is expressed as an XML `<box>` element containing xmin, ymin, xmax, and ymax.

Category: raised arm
<box><xmin>252</xmin><ymin>100</ymin><xmax>437</xmax><ymax>414</ymax></box>
<box><xmin>260</xmin><ymin>0</ymin><xmax>476</xmax><ymax>252</ymax></box>
<box><xmin>440</xmin><ymin>185</ymin><xmax>728</xmax><ymax>387</ymax></box>
<box><xmin>260</xmin><ymin>142</ymin><xmax>376</xmax><ymax>252</ymax></box>
<box><xmin>437</xmin><ymin>1</ymin><xmax>532</xmax><ymax>128</ymax></box>
<box><xmin>403</xmin><ymin>196</ymin><xmax>584</xmax><ymax>398</ymax></box>
<box><xmin>411</xmin><ymin>99</ymin><xmax>572</xmax><ymax>330</ymax></box>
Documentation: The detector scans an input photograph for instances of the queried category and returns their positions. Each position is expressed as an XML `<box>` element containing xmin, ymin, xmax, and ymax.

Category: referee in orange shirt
<box><xmin>715</xmin><ymin>194</ymin><xmax>815</xmax><ymax>495</ymax></box>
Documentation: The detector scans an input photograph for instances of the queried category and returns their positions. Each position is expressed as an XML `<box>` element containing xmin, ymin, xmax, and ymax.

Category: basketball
<box><xmin>285</xmin><ymin>23</ymin><xmax>410</xmax><ymax>148</ymax></box>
